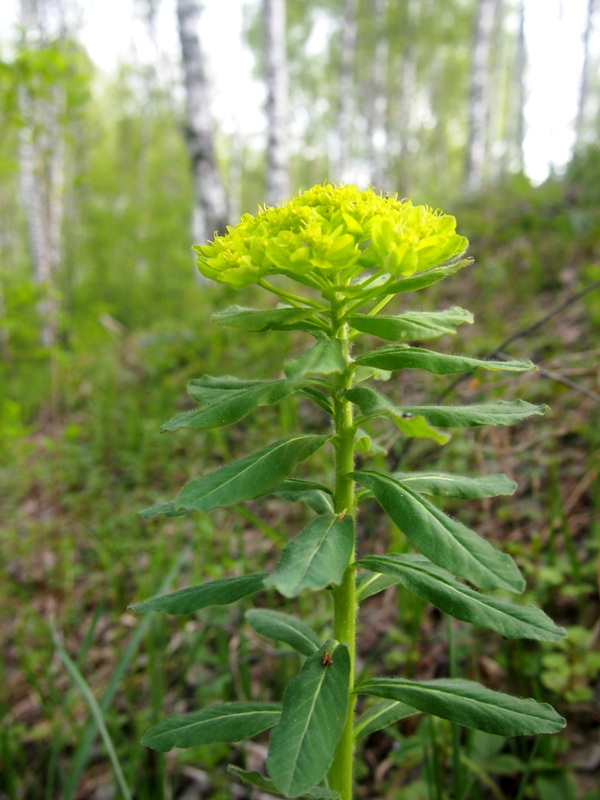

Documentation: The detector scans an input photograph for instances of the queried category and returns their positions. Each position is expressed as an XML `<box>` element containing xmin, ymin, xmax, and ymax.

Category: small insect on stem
<box><xmin>322</xmin><ymin>651</ymin><xmax>334</xmax><ymax>667</ymax></box>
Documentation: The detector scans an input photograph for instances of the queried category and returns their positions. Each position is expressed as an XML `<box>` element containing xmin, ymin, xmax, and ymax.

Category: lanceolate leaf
<box><xmin>176</xmin><ymin>435</ymin><xmax>331</xmax><ymax>513</ymax></box>
<box><xmin>355</xmin><ymin>346</ymin><xmax>535</xmax><ymax>375</ymax></box>
<box><xmin>284</xmin><ymin>339</ymin><xmax>346</xmax><ymax>380</ymax></box>
<box><xmin>354</xmin><ymin>700</ymin><xmax>419</xmax><ymax>739</ymax></box>
<box><xmin>141</xmin><ymin>702</ymin><xmax>281</xmax><ymax>752</ymax></box>
<box><xmin>246</xmin><ymin>609</ymin><xmax>321</xmax><ymax>656</ymax></box>
<box><xmin>356</xmin><ymin>572</ymin><xmax>404</xmax><ymax>602</ymax></box>
<box><xmin>267</xmin><ymin>642</ymin><xmax>350</xmax><ymax>796</ymax></box>
<box><xmin>347</xmin><ymin>387</ymin><xmax>547</xmax><ymax>428</ymax></box>
<box><xmin>265</xmin><ymin>514</ymin><xmax>355</xmax><ymax>597</ymax></box>
<box><xmin>371</xmin><ymin>259</ymin><xmax>470</xmax><ymax>298</ymax></box>
<box><xmin>391</xmin><ymin>471</ymin><xmax>516</xmax><ymax>499</ymax></box>
<box><xmin>212</xmin><ymin>305</ymin><xmax>323</xmax><ymax>333</ymax></box>
<box><xmin>130</xmin><ymin>574</ymin><xmax>266</xmax><ymax>615</ymax></box>
<box><xmin>228</xmin><ymin>766</ymin><xmax>341</xmax><ymax>798</ymax></box>
<box><xmin>352</xmin><ymin>469</ymin><xmax>524</xmax><ymax>593</ymax></box>
<box><xmin>348</xmin><ymin>307</ymin><xmax>474</xmax><ymax>341</ymax></box>
<box><xmin>272</xmin><ymin>478</ymin><xmax>335</xmax><ymax>515</ymax></box>
<box><xmin>162</xmin><ymin>377</ymin><xmax>304</xmax><ymax>432</ymax></box>
<box><xmin>355</xmin><ymin>678</ymin><xmax>566</xmax><ymax>736</ymax></box>
<box><xmin>356</xmin><ymin>554</ymin><xmax>565</xmax><ymax>641</ymax></box>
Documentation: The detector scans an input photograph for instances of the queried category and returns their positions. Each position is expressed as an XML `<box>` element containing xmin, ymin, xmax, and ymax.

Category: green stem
<box><xmin>328</xmin><ymin>303</ymin><xmax>357</xmax><ymax>800</ymax></box>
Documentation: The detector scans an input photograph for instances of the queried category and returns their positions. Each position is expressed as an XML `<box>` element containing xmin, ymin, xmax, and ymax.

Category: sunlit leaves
<box><xmin>348</xmin><ymin>307</ymin><xmax>473</xmax><ymax>340</ymax></box>
<box><xmin>355</xmin><ymin>345</ymin><xmax>535</xmax><ymax>374</ymax></box>
<box><xmin>163</xmin><ymin>376</ymin><xmax>304</xmax><ymax>431</ymax></box>
<box><xmin>347</xmin><ymin>386</ymin><xmax>547</xmax><ymax>428</ymax></box>
<box><xmin>176</xmin><ymin>435</ymin><xmax>330</xmax><ymax>513</ymax></box>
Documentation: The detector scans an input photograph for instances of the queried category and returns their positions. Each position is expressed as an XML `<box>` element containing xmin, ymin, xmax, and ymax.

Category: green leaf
<box><xmin>246</xmin><ymin>609</ymin><xmax>322</xmax><ymax>656</ymax></box>
<box><xmin>355</xmin><ymin>427</ymin><xmax>388</xmax><ymax>456</ymax></box>
<box><xmin>130</xmin><ymin>574</ymin><xmax>266</xmax><ymax>615</ymax></box>
<box><xmin>176</xmin><ymin>435</ymin><xmax>331</xmax><ymax>513</ymax></box>
<box><xmin>348</xmin><ymin>307</ymin><xmax>474</xmax><ymax>341</ymax></box>
<box><xmin>267</xmin><ymin>642</ymin><xmax>350</xmax><ymax>796</ymax></box>
<box><xmin>228</xmin><ymin>766</ymin><xmax>340</xmax><ymax>798</ymax></box>
<box><xmin>265</xmin><ymin>514</ymin><xmax>354</xmax><ymax>598</ymax></box>
<box><xmin>355</xmin><ymin>678</ymin><xmax>566</xmax><ymax>736</ymax></box>
<box><xmin>373</xmin><ymin>259</ymin><xmax>471</xmax><ymax>297</ymax></box>
<box><xmin>391</xmin><ymin>472</ymin><xmax>517</xmax><ymax>499</ymax></box>
<box><xmin>354</xmin><ymin>699</ymin><xmax>419</xmax><ymax>739</ymax></box>
<box><xmin>347</xmin><ymin>387</ymin><xmax>547</xmax><ymax>428</ymax></box>
<box><xmin>352</xmin><ymin>469</ymin><xmax>524</xmax><ymax>593</ymax></box>
<box><xmin>356</xmin><ymin>554</ymin><xmax>565</xmax><ymax>640</ymax></box>
<box><xmin>141</xmin><ymin>702</ymin><xmax>281</xmax><ymax>752</ymax></box>
<box><xmin>213</xmin><ymin>304</ymin><xmax>323</xmax><ymax>333</ymax></box>
<box><xmin>356</xmin><ymin>572</ymin><xmax>404</xmax><ymax>602</ymax></box>
<box><xmin>284</xmin><ymin>339</ymin><xmax>346</xmax><ymax>380</ymax></box>
<box><xmin>354</xmin><ymin>346</ymin><xmax>535</xmax><ymax>375</ymax></box>
<box><xmin>273</xmin><ymin>479</ymin><xmax>335</xmax><ymax>515</ymax></box>
<box><xmin>162</xmin><ymin>377</ymin><xmax>303</xmax><ymax>432</ymax></box>
<box><xmin>139</xmin><ymin>501</ymin><xmax>186</xmax><ymax>520</ymax></box>
<box><xmin>187</xmin><ymin>375</ymin><xmax>265</xmax><ymax>403</ymax></box>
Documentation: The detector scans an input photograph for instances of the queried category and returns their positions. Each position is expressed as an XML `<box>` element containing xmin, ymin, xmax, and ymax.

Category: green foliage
<box><xmin>133</xmin><ymin>184</ymin><xmax>565</xmax><ymax>799</ymax></box>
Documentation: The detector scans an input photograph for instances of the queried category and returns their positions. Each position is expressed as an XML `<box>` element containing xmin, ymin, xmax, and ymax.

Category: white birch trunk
<box><xmin>332</xmin><ymin>0</ymin><xmax>358</xmax><ymax>183</ymax></box>
<box><xmin>176</xmin><ymin>0</ymin><xmax>229</xmax><ymax>245</ymax></box>
<box><xmin>464</xmin><ymin>0</ymin><xmax>498</xmax><ymax>194</ymax></box>
<box><xmin>576</xmin><ymin>0</ymin><xmax>596</xmax><ymax>146</ymax></box>
<box><xmin>370</xmin><ymin>0</ymin><xmax>389</xmax><ymax>190</ymax></box>
<box><xmin>397</xmin><ymin>0</ymin><xmax>415</xmax><ymax>194</ymax></box>
<box><xmin>263</xmin><ymin>0</ymin><xmax>289</xmax><ymax>205</ymax></box>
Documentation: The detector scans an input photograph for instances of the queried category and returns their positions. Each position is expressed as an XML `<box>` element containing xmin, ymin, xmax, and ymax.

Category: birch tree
<box><xmin>176</xmin><ymin>0</ymin><xmax>228</xmax><ymax>246</ymax></box>
<box><xmin>576</xmin><ymin>0</ymin><xmax>597</xmax><ymax>147</ymax></box>
<box><xmin>332</xmin><ymin>0</ymin><xmax>358</xmax><ymax>183</ymax></box>
<box><xmin>263</xmin><ymin>0</ymin><xmax>290</xmax><ymax>204</ymax></box>
<box><xmin>464</xmin><ymin>0</ymin><xmax>498</xmax><ymax>193</ymax></box>
<box><xmin>17</xmin><ymin>0</ymin><xmax>69</xmax><ymax>347</ymax></box>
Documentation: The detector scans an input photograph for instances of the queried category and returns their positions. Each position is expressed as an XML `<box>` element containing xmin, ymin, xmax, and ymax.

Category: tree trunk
<box><xmin>397</xmin><ymin>0</ymin><xmax>415</xmax><ymax>195</ymax></box>
<box><xmin>332</xmin><ymin>0</ymin><xmax>358</xmax><ymax>183</ymax></box>
<box><xmin>176</xmin><ymin>0</ymin><xmax>228</xmax><ymax>245</ymax></box>
<box><xmin>512</xmin><ymin>0</ymin><xmax>526</xmax><ymax>173</ymax></box>
<box><xmin>18</xmin><ymin>1</ymin><xmax>66</xmax><ymax>348</ymax></box>
<box><xmin>464</xmin><ymin>0</ymin><xmax>498</xmax><ymax>194</ymax></box>
<box><xmin>263</xmin><ymin>0</ymin><xmax>290</xmax><ymax>205</ymax></box>
<box><xmin>370</xmin><ymin>0</ymin><xmax>389</xmax><ymax>190</ymax></box>
<box><xmin>576</xmin><ymin>0</ymin><xmax>596</xmax><ymax>147</ymax></box>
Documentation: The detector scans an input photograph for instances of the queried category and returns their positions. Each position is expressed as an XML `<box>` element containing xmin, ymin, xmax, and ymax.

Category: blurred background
<box><xmin>1</xmin><ymin>1</ymin><xmax>600</xmax><ymax>798</ymax></box>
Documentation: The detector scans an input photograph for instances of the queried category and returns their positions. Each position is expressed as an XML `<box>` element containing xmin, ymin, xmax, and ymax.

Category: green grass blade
<box><xmin>50</xmin><ymin>623</ymin><xmax>133</xmax><ymax>800</ymax></box>
<box><xmin>63</xmin><ymin>550</ymin><xmax>188</xmax><ymax>799</ymax></box>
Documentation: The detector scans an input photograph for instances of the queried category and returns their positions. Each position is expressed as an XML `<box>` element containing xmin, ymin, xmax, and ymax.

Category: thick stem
<box><xmin>328</xmin><ymin>307</ymin><xmax>357</xmax><ymax>799</ymax></box>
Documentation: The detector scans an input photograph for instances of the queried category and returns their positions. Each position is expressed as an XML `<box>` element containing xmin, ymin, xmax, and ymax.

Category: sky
<box><xmin>0</xmin><ymin>0</ymin><xmax>593</xmax><ymax>184</ymax></box>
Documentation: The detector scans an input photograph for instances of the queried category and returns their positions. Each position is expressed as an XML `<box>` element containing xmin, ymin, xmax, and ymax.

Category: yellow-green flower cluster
<box><xmin>194</xmin><ymin>183</ymin><xmax>467</xmax><ymax>293</ymax></box>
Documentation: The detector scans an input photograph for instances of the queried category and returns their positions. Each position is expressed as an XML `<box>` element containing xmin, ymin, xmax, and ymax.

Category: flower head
<box><xmin>194</xmin><ymin>183</ymin><xmax>467</xmax><ymax>296</ymax></box>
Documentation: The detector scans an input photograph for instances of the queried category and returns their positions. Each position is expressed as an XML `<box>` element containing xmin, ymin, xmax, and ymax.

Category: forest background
<box><xmin>1</xmin><ymin>0</ymin><xmax>600</xmax><ymax>798</ymax></box>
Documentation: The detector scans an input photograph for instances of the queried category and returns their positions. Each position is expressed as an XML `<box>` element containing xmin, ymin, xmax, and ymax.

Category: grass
<box><xmin>2</xmin><ymin>160</ymin><xmax>600</xmax><ymax>798</ymax></box>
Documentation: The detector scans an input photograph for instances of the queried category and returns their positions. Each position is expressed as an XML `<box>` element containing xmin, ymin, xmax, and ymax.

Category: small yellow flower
<box><xmin>193</xmin><ymin>183</ymin><xmax>467</xmax><ymax>296</ymax></box>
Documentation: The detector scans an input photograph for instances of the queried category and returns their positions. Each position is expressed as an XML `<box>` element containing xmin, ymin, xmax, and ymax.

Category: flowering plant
<box><xmin>133</xmin><ymin>184</ymin><xmax>565</xmax><ymax>799</ymax></box>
